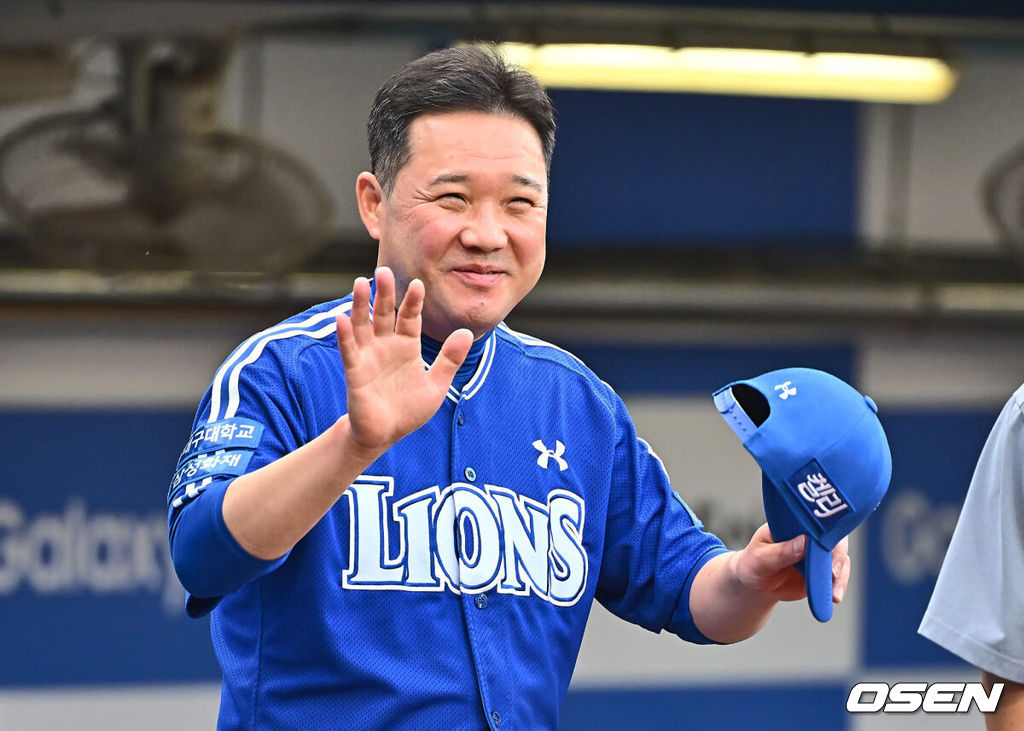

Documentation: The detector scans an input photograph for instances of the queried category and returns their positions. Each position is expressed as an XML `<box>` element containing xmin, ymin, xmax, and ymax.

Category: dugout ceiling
<box><xmin>0</xmin><ymin>1</ymin><xmax>1023</xmax><ymax>330</ymax></box>
<box><xmin>4</xmin><ymin>2</ymin><xmax>1024</xmax><ymax>45</ymax></box>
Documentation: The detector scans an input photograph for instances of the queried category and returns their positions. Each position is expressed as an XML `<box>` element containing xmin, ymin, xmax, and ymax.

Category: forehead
<box><xmin>403</xmin><ymin>110</ymin><xmax>546</xmax><ymax>179</ymax></box>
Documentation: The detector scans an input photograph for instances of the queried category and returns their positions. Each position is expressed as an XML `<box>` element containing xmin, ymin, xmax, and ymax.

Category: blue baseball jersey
<box><xmin>168</xmin><ymin>286</ymin><xmax>728</xmax><ymax>730</ymax></box>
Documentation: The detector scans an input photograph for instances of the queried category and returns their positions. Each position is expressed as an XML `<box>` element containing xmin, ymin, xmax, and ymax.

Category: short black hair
<box><xmin>367</xmin><ymin>44</ymin><xmax>556</xmax><ymax>195</ymax></box>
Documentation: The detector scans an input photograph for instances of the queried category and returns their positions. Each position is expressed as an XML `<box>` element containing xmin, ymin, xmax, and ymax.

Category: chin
<box><xmin>459</xmin><ymin>290</ymin><xmax>508</xmax><ymax>317</ymax></box>
<box><xmin>452</xmin><ymin>306</ymin><xmax>508</xmax><ymax>338</ymax></box>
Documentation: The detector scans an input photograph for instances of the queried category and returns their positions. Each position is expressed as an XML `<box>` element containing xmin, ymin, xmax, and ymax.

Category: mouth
<box><xmin>452</xmin><ymin>264</ymin><xmax>505</xmax><ymax>287</ymax></box>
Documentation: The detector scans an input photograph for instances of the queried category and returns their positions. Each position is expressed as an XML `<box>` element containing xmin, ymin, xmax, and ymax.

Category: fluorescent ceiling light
<box><xmin>487</xmin><ymin>42</ymin><xmax>956</xmax><ymax>103</ymax></box>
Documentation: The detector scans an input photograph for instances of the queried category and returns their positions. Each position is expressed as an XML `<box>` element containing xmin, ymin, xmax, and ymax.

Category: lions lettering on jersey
<box><xmin>343</xmin><ymin>477</ymin><xmax>588</xmax><ymax>606</ymax></box>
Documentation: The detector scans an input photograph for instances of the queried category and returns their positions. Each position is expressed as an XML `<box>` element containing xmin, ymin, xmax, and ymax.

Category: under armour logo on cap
<box><xmin>775</xmin><ymin>381</ymin><xmax>797</xmax><ymax>399</ymax></box>
<box><xmin>533</xmin><ymin>439</ymin><xmax>568</xmax><ymax>471</ymax></box>
<box><xmin>713</xmin><ymin>367</ymin><xmax>892</xmax><ymax>622</ymax></box>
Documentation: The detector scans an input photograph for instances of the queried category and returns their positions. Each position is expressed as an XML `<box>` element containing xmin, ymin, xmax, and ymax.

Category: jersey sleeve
<box><xmin>594</xmin><ymin>389</ymin><xmax>729</xmax><ymax>644</ymax></box>
<box><xmin>167</xmin><ymin>340</ymin><xmax>321</xmax><ymax>618</ymax></box>
<box><xmin>918</xmin><ymin>384</ymin><xmax>1024</xmax><ymax>683</ymax></box>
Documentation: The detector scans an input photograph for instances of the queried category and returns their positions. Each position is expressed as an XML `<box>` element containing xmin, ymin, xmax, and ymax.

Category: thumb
<box><xmin>427</xmin><ymin>328</ymin><xmax>473</xmax><ymax>391</ymax></box>
<box><xmin>762</xmin><ymin>534</ymin><xmax>807</xmax><ymax>574</ymax></box>
<box><xmin>745</xmin><ymin>524</ymin><xmax>807</xmax><ymax>578</ymax></box>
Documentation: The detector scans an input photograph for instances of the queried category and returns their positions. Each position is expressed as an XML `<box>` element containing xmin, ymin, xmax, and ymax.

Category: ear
<box><xmin>356</xmin><ymin>172</ymin><xmax>386</xmax><ymax>241</ymax></box>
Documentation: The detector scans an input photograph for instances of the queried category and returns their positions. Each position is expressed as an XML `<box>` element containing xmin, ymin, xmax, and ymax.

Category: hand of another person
<box><xmin>335</xmin><ymin>267</ymin><xmax>473</xmax><ymax>460</ymax></box>
<box><xmin>732</xmin><ymin>523</ymin><xmax>851</xmax><ymax>604</ymax></box>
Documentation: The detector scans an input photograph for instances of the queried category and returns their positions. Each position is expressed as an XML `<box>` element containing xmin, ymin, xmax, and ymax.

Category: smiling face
<box><xmin>356</xmin><ymin>110</ymin><xmax>548</xmax><ymax>341</ymax></box>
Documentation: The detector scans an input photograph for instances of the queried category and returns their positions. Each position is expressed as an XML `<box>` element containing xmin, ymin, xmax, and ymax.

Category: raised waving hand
<box><xmin>335</xmin><ymin>267</ymin><xmax>473</xmax><ymax>460</ymax></box>
<box><xmin>221</xmin><ymin>268</ymin><xmax>472</xmax><ymax>560</ymax></box>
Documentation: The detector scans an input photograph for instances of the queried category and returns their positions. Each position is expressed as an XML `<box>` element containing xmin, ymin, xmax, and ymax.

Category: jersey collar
<box><xmin>421</xmin><ymin>328</ymin><xmax>497</xmax><ymax>404</ymax></box>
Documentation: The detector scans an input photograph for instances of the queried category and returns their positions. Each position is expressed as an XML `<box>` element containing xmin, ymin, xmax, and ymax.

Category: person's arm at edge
<box><xmin>984</xmin><ymin>671</ymin><xmax>1024</xmax><ymax>731</ymax></box>
<box><xmin>688</xmin><ymin>523</ymin><xmax>851</xmax><ymax>644</ymax></box>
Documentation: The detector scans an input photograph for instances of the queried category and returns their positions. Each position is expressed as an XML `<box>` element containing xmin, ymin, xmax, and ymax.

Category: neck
<box><xmin>420</xmin><ymin>329</ymin><xmax>491</xmax><ymax>392</ymax></box>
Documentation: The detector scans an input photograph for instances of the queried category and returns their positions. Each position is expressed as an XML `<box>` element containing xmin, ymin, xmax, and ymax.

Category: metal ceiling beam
<box><xmin>1</xmin><ymin>244</ymin><xmax>1021</xmax><ymax>332</ymax></box>
<box><xmin>2</xmin><ymin>1</ymin><xmax>1024</xmax><ymax>48</ymax></box>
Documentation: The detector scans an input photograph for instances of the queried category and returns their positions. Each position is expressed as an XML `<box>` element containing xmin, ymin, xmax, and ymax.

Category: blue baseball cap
<box><xmin>713</xmin><ymin>367</ymin><xmax>892</xmax><ymax>622</ymax></box>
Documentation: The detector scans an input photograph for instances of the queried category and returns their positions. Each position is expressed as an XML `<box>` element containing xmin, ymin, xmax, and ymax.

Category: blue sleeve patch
<box><xmin>177</xmin><ymin>418</ymin><xmax>264</xmax><ymax>465</ymax></box>
<box><xmin>170</xmin><ymin>449</ymin><xmax>254</xmax><ymax>494</ymax></box>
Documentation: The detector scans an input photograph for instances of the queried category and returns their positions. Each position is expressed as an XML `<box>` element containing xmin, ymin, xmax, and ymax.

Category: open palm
<box><xmin>335</xmin><ymin>267</ymin><xmax>472</xmax><ymax>456</ymax></box>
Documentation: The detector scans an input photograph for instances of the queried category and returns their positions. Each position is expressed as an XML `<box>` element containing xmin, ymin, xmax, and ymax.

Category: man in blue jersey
<box><xmin>168</xmin><ymin>45</ymin><xmax>851</xmax><ymax>729</ymax></box>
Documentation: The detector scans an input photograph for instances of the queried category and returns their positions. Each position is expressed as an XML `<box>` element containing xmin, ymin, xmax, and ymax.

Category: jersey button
<box><xmin>464</xmin><ymin>466</ymin><xmax>476</xmax><ymax>481</ymax></box>
<box><xmin>457</xmin><ymin>411</ymin><xmax>466</xmax><ymax>426</ymax></box>
<box><xmin>474</xmin><ymin>593</ymin><xmax>488</xmax><ymax>610</ymax></box>
<box><xmin>490</xmin><ymin>710</ymin><xmax>502</xmax><ymax>727</ymax></box>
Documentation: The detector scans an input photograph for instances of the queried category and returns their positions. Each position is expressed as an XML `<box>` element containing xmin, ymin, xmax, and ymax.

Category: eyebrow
<box><xmin>512</xmin><ymin>174</ymin><xmax>544</xmax><ymax>192</ymax></box>
<box><xmin>427</xmin><ymin>173</ymin><xmax>544</xmax><ymax>192</ymax></box>
<box><xmin>428</xmin><ymin>173</ymin><xmax>469</xmax><ymax>186</ymax></box>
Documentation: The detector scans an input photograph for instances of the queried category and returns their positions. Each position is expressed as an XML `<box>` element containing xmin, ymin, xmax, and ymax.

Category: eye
<box><xmin>436</xmin><ymin>192</ymin><xmax>469</xmax><ymax>210</ymax></box>
<box><xmin>508</xmin><ymin>197</ymin><xmax>535</xmax><ymax>209</ymax></box>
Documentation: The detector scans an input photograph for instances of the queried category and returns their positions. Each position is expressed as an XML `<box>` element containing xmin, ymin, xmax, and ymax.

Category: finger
<box><xmin>427</xmin><ymin>328</ymin><xmax>473</xmax><ymax>391</ymax></box>
<box><xmin>833</xmin><ymin>553</ymin><xmax>852</xmax><ymax>603</ymax></box>
<box><xmin>753</xmin><ymin>534</ymin><xmax>807</xmax><ymax>577</ymax></box>
<box><xmin>351</xmin><ymin>277</ymin><xmax>373</xmax><ymax>347</ymax></box>
<box><xmin>395</xmin><ymin>278</ymin><xmax>425</xmax><ymax>338</ymax></box>
<box><xmin>335</xmin><ymin>314</ymin><xmax>360</xmax><ymax>369</ymax></box>
<box><xmin>773</xmin><ymin>567</ymin><xmax>810</xmax><ymax>602</ymax></box>
<box><xmin>830</xmin><ymin>536</ymin><xmax>850</xmax><ymax>602</ymax></box>
<box><xmin>372</xmin><ymin>267</ymin><xmax>397</xmax><ymax>337</ymax></box>
<box><xmin>751</xmin><ymin>522</ymin><xmax>776</xmax><ymax>546</ymax></box>
<box><xmin>747</xmin><ymin>523</ymin><xmax>806</xmax><ymax>565</ymax></box>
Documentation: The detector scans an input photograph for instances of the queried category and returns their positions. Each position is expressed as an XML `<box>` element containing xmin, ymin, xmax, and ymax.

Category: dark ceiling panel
<box><xmin>513</xmin><ymin>0</ymin><xmax>1024</xmax><ymax>20</ymax></box>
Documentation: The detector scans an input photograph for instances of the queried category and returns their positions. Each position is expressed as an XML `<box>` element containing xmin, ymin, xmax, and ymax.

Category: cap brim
<box><xmin>762</xmin><ymin>475</ymin><xmax>834</xmax><ymax>623</ymax></box>
<box><xmin>805</xmin><ymin>540</ymin><xmax>834</xmax><ymax>622</ymax></box>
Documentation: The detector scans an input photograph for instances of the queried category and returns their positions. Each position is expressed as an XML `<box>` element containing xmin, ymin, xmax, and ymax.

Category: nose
<box><xmin>459</xmin><ymin>204</ymin><xmax>508</xmax><ymax>252</ymax></box>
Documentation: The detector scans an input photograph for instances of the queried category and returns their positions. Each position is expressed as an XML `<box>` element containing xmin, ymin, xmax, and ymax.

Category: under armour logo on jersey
<box><xmin>774</xmin><ymin>381</ymin><xmax>797</xmax><ymax>399</ymax></box>
<box><xmin>533</xmin><ymin>439</ymin><xmax>568</xmax><ymax>471</ymax></box>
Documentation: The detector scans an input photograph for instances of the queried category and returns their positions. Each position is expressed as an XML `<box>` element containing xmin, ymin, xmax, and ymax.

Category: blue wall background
<box><xmin>548</xmin><ymin>91</ymin><xmax>858</xmax><ymax>248</ymax></box>
<box><xmin>0</xmin><ymin>410</ymin><xmax>219</xmax><ymax>686</ymax></box>
<box><xmin>862</xmin><ymin>411</ymin><xmax>996</xmax><ymax>669</ymax></box>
